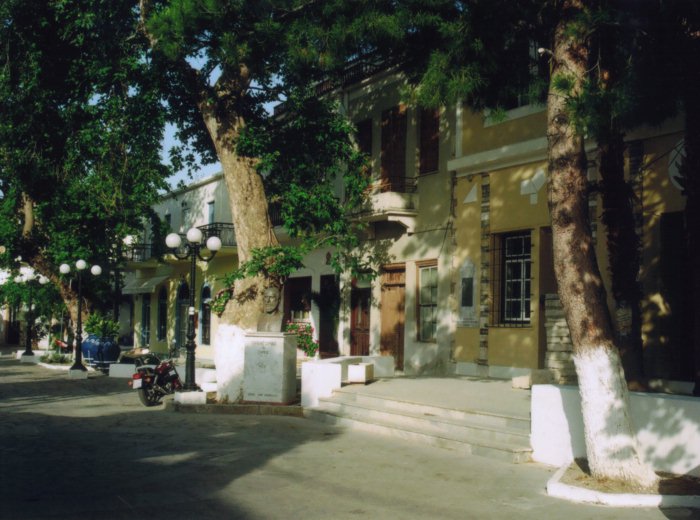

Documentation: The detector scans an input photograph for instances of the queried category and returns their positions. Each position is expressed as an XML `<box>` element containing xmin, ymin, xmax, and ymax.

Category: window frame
<box><xmin>416</xmin><ymin>260</ymin><xmax>438</xmax><ymax>342</ymax></box>
<box><xmin>492</xmin><ymin>231</ymin><xmax>532</xmax><ymax>326</ymax></box>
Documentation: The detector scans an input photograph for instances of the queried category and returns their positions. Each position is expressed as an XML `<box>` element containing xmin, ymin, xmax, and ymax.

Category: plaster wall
<box><xmin>460</xmin><ymin>106</ymin><xmax>546</xmax><ymax>157</ymax></box>
<box><xmin>532</xmin><ymin>384</ymin><xmax>700</xmax><ymax>477</ymax></box>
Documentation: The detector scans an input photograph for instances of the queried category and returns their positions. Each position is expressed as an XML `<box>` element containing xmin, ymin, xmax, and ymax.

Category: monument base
<box><xmin>243</xmin><ymin>332</ymin><xmax>297</xmax><ymax>404</ymax></box>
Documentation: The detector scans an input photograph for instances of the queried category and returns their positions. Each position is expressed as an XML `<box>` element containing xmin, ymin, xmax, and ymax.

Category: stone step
<box><xmin>330</xmin><ymin>388</ymin><xmax>530</xmax><ymax>432</ymax></box>
<box><xmin>305</xmin><ymin>391</ymin><xmax>532</xmax><ymax>464</ymax></box>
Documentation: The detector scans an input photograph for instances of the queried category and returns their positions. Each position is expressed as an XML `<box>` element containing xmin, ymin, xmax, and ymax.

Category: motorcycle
<box><xmin>129</xmin><ymin>352</ymin><xmax>182</xmax><ymax>406</ymax></box>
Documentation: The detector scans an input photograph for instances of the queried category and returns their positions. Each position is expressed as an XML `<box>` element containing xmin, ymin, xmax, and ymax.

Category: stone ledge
<box><xmin>546</xmin><ymin>463</ymin><xmax>700</xmax><ymax>508</ymax></box>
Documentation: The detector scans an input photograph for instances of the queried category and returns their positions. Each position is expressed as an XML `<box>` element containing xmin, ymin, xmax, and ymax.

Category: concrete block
<box><xmin>348</xmin><ymin>363</ymin><xmax>374</xmax><ymax>384</ymax></box>
<box><xmin>20</xmin><ymin>354</ymin><xmax>40</xmax><ymax>364</ymax></box>
<box><xmin>175</xmin><ymin>390</ymin><xmax>206</xmax><ymax>405</ymax></box>
<box><xmin>109</xmin><ymin>363</ymin><xmax>136</xmax><ymax>378</ymax></box>
<box><xmin>68</xmin><ymin>369</ymin><xmax>88</xmax><ymax>380</ymax></box>
<box><xmin>301</xmin><ymin>360</ymin><xmax>342</xmax><ymax>407</ymax></box>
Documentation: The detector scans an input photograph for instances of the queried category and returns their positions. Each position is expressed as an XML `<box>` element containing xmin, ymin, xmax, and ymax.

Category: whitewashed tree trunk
<box><xmin>547</xmin><ymin>0</ymin><xmax>657</xmax><ymax>488</ymax></box>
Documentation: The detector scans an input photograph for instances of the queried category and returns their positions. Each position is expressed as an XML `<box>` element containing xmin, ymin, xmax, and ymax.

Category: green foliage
<box><xmin>0</xmin><ymin>0</ymin><xmax>169</xmax><ymax>309</ymax></box>
<box><xmin>284</xmin><ymin>321</ymin><xmax>318</xmax><ymax>357</ymax></box>
<box><xmin>84</xmin><ymin>314</ymin><xmax>119</xmax><ymax>339</ymax></box>
<box><xmin>238</xmin><ymin>87</ymin><xmax>370</xmax><ymax>238</ymax></box>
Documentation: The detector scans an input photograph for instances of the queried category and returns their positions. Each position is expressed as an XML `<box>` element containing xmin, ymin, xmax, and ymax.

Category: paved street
<box><xmin>0</xmin><ymin>355</ymin><xmax>696</xmax><ymax>520</ymax></box>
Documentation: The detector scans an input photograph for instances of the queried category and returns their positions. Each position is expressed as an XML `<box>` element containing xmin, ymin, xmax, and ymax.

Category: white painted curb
<box><xmin>546</xmin><ymin>463</ymin><xmax>700</xmax><ymax>508</ymax></box>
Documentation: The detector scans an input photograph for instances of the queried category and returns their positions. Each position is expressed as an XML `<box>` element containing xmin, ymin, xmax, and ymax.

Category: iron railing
<box><xmin>124</xmin><ymin>222</ymin><xmax>236</xmax><ymax>263</ymax></box>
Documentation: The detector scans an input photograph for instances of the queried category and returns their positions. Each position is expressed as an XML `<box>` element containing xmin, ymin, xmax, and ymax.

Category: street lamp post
<box><xmin>14</xmin><ymin>269</ymin><xmax>49</xmax><ymax>358</ymax></box>
<box><xmin>165</xmin><ymin>228</ymin><xmax>221</xmax><ymax>391</ymax></box>
<box><xmin>60</xmin><ymin>260</ymin><xmax>101</xmax><ymax>373</ymax></box>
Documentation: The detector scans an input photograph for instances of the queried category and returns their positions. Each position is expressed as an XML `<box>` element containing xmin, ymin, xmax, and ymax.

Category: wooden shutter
<box><xmin>419</xmin><ymin>107</ymin><xmax>439</xmax><ymax>174</ymax></box>
<box><xmin>356</xmin><ymin>118</ymin><xmax>372</xmax><ymax>156</ymax></box>
<box><xmin>381</xmin><ymin>105</ymin><xmax>407</xmax><ymax>192</ymax></box>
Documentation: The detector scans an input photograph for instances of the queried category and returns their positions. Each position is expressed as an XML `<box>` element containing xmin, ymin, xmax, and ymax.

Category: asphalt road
<box><xmin>0</xmin><ymin>356</ymin><xmax>697</xmax><ymax>520</ymax></box>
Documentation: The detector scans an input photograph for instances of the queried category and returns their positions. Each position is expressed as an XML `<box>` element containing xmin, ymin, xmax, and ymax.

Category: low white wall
<box><xmin>301</xmin><ymin>355</ymin><xmax>395</xmax><ymax>407</ymax></box>
<box><xmin>532</xmin><ymin>385</ymin><xmax>700</xmax><ymax>477</ymax></box>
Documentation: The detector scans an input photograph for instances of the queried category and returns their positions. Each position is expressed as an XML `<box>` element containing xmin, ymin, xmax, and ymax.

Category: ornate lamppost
<box><xmin>165</xmin><ymin>228</ymin><xmax>221</xmax><ymax>391</ymax></box>
<box><xmin>60</xmin><ymin>260</ymin><xmax>101</xmax><ymax>375</ymax></box>
<box><xmin>14</xmin><ymin>268</ymin><xmax>49</xmax><ymax>358</ymax></box>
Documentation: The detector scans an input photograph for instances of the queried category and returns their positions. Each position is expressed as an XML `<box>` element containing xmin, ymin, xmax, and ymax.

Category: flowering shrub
<box><xmin>284</xmin><ymin>321</ymin><xmax>318</xmax><ymax>357</ymax></box>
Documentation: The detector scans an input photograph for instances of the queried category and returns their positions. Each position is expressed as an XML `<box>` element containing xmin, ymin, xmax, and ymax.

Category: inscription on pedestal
<box><xmin>243</xmin><ymin>333</ymin><xmax>296</xmax><ymax>404</ymax></box>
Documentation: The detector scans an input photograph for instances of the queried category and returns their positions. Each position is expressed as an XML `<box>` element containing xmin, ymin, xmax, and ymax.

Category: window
<box><xmin>180</xmin><ymin>201</ymin><xmax>189</xmax><ymax>232</ymax></box>
<box><xmin>499</xmin><ymin>41</ymin><xmax>548</xmax><ymax>111</ymax></box>
<box><xmin>459</xmin><ymin>259</ymin><xmax>477</xmax><ymax>327</ymax></box>
<box><xmin>157</xmin><ymin>287</ymin><xmax>167</xmax><ymax>341</ymax></box>
<box><xmin>201</xmin><ymin>285</ymin><xmax>211</xmax><ymax>345</ymax></box>
<box><xmin>417</xmin><ymin>262</ymin><xmax>438</xmax><ymax>341</ymax></box>
<box><xmin>380</xmin><ymin>105</ymin><xmax>407</xmax><ymax>192</ymax></box>
<box><xmin>141</xmin><ymin>294</ymin><xmax>151</xmax><ymax>346</ymax></box>
<box><xmin>493</xmin><ymin>232</ymin><xmax>532</xmax><ymax>325</ymax></box>
<box><xmin>207</xmin><ymin>201</ymin><xmax>215</xmax><ymax>224</ymax></box>
<box><xmin>164</xmin><ymin>213</ymin><xmax>172</xmax><ymax>232</ymax></box>
<box><xmin>284</xmin><ymin>277</ymin><xmax>312</xmax><ymax>323</ymax></box>
<box><xmin>419</xmin><ymin>107</ymin><xmax>439</xmax><ymax>174</ymax></box>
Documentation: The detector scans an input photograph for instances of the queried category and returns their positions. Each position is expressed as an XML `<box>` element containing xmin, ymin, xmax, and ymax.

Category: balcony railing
<box><xmin>124</xmin><ymin>222</ymin><xmax>236</xmax><ymax>263</ymax></box>
<box><xmin>123</xmin><ymin>243</ymin><xmax>159</xmax><ymax>263</ymax></box>
<box><xmin>198</xmin><ymin>223</ymin><xmax>236</xmax><ymax>247</ymax></box>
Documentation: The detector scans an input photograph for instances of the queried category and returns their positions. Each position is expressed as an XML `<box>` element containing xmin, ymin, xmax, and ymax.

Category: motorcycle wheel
<box><xmin>138</xmin><ymin>386</ymin><xmax>162</xmax><ymax>407</ymax></box>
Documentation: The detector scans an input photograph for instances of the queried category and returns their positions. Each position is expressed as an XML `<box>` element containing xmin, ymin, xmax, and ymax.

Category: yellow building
<box><xmin>449</xmin><ymin>101</ymin><xmax>690</xmax><ymax>382</ymax></box>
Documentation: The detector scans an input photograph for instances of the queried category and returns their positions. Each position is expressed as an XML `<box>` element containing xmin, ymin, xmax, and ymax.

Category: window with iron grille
<box><xmin>417</xmin><ymin>262</ymin><xmax>438</xmax><ymax>341</ymax></box>
<box><xmin>492</xmin><ymin>232</ymin><xmax>532</xmax><ymax>326</ymax></box>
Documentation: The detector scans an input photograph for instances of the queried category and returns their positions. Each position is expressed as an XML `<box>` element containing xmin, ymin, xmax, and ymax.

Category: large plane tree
<box><xmin>0</xmin><ymin>0</ymin><xmax>169</xmax><ymax>324</ymax></box>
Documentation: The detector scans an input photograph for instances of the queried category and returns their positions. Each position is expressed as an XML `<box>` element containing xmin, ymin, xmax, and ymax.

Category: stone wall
<box><xmin>543</xmin><ymin>294</ymin><xmax>577</xmax><ymax>385</ymax></box>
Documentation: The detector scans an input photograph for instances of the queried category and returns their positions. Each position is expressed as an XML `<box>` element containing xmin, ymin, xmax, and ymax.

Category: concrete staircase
<box><xmin>304</xmin><ymin>386</ymin><xmax>532</xmax><ymax>463</ymax></box>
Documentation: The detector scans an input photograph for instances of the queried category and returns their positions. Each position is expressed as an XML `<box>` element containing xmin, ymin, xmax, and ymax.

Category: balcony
<box><xmin>354</xmin><ymin>177</ymin><xmax>419</xmax><ymax>234</ymax></box>
<box><xmin>123</xmin><ymin>223</ymin><xmax>236</xmax><ymax>264</ymax></box>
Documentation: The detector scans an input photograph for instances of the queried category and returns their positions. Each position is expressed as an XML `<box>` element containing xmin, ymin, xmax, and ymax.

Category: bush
<box><xmin>40</xmin><ymin>352</ymin><xmax>71</xmax><ymax>364</ymax></box>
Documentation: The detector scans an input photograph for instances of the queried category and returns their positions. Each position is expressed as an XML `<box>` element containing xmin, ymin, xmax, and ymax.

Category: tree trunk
<box><xmin>201</xmin><ymin>104</ymin><xmax>279</xmax><ymax>331</ymax></box>
<box><xmin>547</xmin><ymin>0</ymin><xmax>658</xmax><ymax>487</ymax></box>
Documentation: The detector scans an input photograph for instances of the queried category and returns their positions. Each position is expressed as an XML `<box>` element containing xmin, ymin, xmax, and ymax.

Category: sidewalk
<box><xmin>0</xmin><ymin>357</ymin><xmax>694</xmax><ymax>519</ymax></box>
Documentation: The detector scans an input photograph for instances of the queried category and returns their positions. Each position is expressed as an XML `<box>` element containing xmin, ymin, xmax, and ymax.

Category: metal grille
<box><xmin>490</xmin><ymin>232</ymin><xmax>533</xmax><ymax>327</ymax></box>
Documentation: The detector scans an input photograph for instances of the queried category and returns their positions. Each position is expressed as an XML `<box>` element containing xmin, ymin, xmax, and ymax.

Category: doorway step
<box><xmin>304</xmin><ymin>379</ymin><xmax>531</xmax><ymax>464</ymax></box>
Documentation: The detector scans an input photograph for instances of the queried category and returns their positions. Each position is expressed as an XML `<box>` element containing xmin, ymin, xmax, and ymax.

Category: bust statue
<box><xmin>257</xmin><ymin>286</ymin><xmax>284</xmax><ymax>332</ymax></box>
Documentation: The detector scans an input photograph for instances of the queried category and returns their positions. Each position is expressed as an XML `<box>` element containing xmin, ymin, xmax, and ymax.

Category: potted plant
<box><xmin>82</xmin><ymin>314</ymin><xmax>121</xmax><ymax>370</ymax></box>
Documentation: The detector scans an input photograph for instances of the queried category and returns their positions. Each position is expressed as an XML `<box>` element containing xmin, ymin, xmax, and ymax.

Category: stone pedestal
<box><xmin>243</xmin><ymin>332</ymin><xmax>297</xmax><ymax>404</ymax></box>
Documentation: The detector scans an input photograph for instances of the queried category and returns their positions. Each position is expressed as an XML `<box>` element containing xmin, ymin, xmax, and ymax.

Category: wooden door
<box><xmin>381</xmin><ymin>267</ymin><xmax>405</xmax><ymax>370</ymax></box>
<box><xmin>350</xmin><ymin>287</ymin><xmax>371</xmax><ymax>356</ymax></box>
